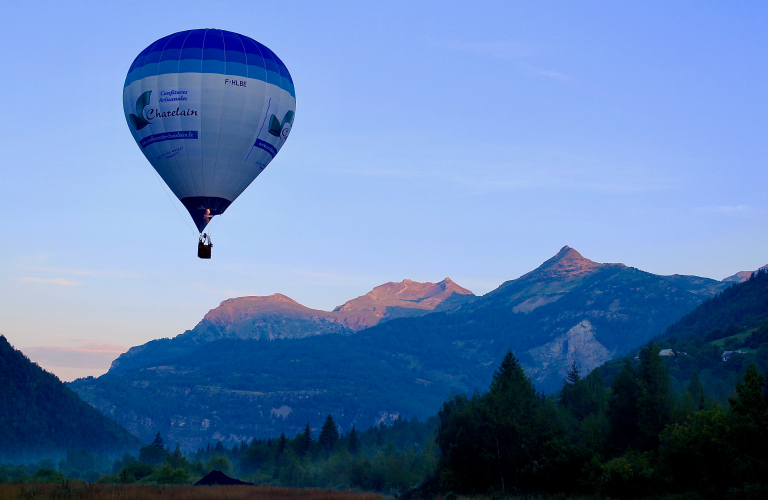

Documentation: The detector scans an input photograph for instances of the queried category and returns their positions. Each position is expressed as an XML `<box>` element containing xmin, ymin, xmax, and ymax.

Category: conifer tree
<box><xmin>566</xmin><ymin>360</ymin><xmax>581</xmax><ymax>384</ymax></box>
<box><xmin>484</xmin><ymin>349</ymin><xmax>538</xmax><ymax>492</ymax></box>
<box><xmin>686</xmin><ymin>371</ymin><xmax>705</xmax><ymax>411</ymax></box>
<box><xmin>319</xmin><ymin>414</ymin><xmax>339</xmax><ymax>458</ymax></box>
<box><xmin>276</xmin><ymin>432</ymin><xmax>287</xmax><ymax>460</ymax></box>
<box><xmin>151</xmin><ymin>432</ymin><xmax>165</xmax><ymax>450</ymax></box>
<box><xmin>348</xmin><ymin>424</ymin><xmax>359</xmax><ymax>455</ymax></box>
<box><xmin>295</xmin><ymin>423</ymin><xmax>312</xmax><ymax>457</ymax></box>
<box><xmin>607</xmin><ymin>359</ymin><xmax>641</xmax><ymax>452</ymax></box>
<box><xmin>168</xmin><ymin>443</ymin><xmax>187</xmax><ymax>469</ymax></box>
<box><xmin>637</xmin><ymin>342</ymin><xmax>671</xmax><ymax>450</ymax></box>
<box><xmin>139</xmin><ymin>432</ymin><xmax>168</xmax><ymax>465</ymax></box>
<box><xmin>559</xmin><ymin>361</ymin><xmax>582</xmax><ymax>415</ymax></box>
<box><xmin>214</xmin><ymin>440</ymin><xmax>225</xmax><ymax>454</ymax></box>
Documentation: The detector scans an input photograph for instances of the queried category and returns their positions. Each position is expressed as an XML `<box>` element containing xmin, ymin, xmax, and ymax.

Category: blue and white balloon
<box><xmin>123</xmin><ymin>29</ymin><xmax>296</xmax><ymax>232</ymax></box>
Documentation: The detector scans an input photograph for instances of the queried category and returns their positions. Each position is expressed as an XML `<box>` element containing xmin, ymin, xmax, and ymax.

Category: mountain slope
<box><xmin>600</xmin><ymin>268</ymin><xmax>768</xmax><ymax>400</ymax></box>
<box><xmin>0</xmin><ymin>336</ymin><xmax>141</xmax><ymax>461</ymax></box>
<box><xmin>70</xmin><ymin>246</ymin><xmax>729</xmax><ymax>447</ymax></box>
<box><xmin>110</xmin><ymin>278</ymin><xmax>474</xmax><ymax>373</ymax></box>
<box><xmin>432</xmin><ymin>246</ymin><xmax>726</xmax><ymax>387</ymax></box>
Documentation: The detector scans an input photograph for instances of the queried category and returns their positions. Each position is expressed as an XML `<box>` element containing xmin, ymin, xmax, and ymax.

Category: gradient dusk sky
<box><xmin>0</xmin><ymin>1</ymin><xmax>766</xmax><ymax>381</ymax></box>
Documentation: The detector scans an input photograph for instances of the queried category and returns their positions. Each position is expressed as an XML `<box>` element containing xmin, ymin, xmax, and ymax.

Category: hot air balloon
<box><xmin>123</xmin><ymin>29</ymin><xmax>296</xmax><ymax>258</ymax></box>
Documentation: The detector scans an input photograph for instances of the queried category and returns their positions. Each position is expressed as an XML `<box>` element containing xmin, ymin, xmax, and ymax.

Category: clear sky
<box><xmin>0</xmin><ymin>1</ymin><xmax>766</xmax><ymax>381</ymax></box>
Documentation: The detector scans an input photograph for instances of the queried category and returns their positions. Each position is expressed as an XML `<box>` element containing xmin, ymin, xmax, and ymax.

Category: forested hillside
<box><xmin>600</xmin><ymin>268</ymin><xmax>768</xmax><ymax>399</ymax></box>
<box><xmin>0</xmin><ymin>336</ymin><xmax>141</xmax><ymax>462</ymax></box>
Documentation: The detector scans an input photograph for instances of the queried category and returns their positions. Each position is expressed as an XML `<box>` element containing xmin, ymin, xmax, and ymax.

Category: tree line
<box><xmin>431</xmin><ymin>345</ymin><xmax>767</xmax><ymax>499</ymax></box>
<box><xmin>4</xmin><ymin>342</ymin><xmax>766</xmax><ymax>499</ymax></box>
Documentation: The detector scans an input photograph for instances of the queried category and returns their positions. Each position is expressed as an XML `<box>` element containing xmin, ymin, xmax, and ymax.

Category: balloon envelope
<box><xmin>123</xmin><ymin>29</ymin><xmax>296</xmax><ymax>231</ymax></box>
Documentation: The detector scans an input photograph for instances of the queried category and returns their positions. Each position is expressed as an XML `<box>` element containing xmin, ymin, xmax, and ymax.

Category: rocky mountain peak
<box><xmin>195</xmin><ymin>279</ymin><xmax>475</xmax><ymax>334</ymax></box>
<box><xmin>722</xmin><ymin>264</ymin><xmax>768</xmax><ymax>283</ymax></box>
<box><xmin>203</xmin><ymin>293</ymin><xmax>312</xmax><ymax>327</ymax></box>
<box><xmin>530</xmin><ymin>245</ymin><xmax>624</xmax><ymax>282</ymax></box>
<box><xmin>333</xmin><ymin>278</ymin><xmax>473</xmax><ymax>313</ymax></box>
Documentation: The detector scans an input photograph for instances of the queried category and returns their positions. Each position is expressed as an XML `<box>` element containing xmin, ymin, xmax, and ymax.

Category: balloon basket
<box><xmin>198</xmin><ymin>243</ymin><xmax>212</xmax><ymax>259</ymax></box>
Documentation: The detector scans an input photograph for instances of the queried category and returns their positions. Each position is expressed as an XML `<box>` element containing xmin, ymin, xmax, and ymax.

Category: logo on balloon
<box><xmin>129</xmin><ymin>91</ymin><xmax>153</xmax><ymax>130</ymax></box>
<box><xmin>268</xmin><ymin>110</ymin><xmax>295</xmax><ymax>140</ymax></box>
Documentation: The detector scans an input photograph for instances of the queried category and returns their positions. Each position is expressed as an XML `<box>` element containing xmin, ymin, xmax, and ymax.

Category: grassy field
<box><xmin>710</xmin><ymin>329</ymin><xmax>754</xmax><ymax>347</ymax></box>
<box><xmin>0</xmin><ymin>483</ymin><xmax>385</xmax><ymax>500</ymax></box>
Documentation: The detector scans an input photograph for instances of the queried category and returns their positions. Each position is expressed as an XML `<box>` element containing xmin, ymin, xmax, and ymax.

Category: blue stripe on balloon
<box><xmin>159</xmin><ymin>48</ymin><xmax>181</xmax><ymax>62</ymax></box>
<box><xmin>140</xmin><ymin>62</ymin><xmax>160</xmax><ymax>80</ymax></box>
<box><xmin>265</xmin><ymin>70</ymin><xmax>282</xmax><ymax>86</ymax></box>
<box><xmin>178</xmin><ymin>59</ymin><xmax>203</xmax><ymax>73</ymax></box>
<box><xmin>202</xmin><ymin>47</ymin><xmax>226</xmax><ymax>62</ymax></box>
<box><xmin>180</xmin><ymin>46</ymin><xmax>203</xmax><ymax>60</ymax></box>
<box><xmin>225</xmin><ymin>61</ymin><xmax>248</xmax><ymax>78</ymax></box>
<box><xmin>124</xmin><ymin>29</ymin><xmax>295</xmax><ymax>97</ymax></box>
<box><xmin>247</xmin><ymin>65</ymin><xmax>267</xmax><ymax>81</ymax></box>
<box><xmin>202</xmin><ymin>59</ymin><xmax>226</xmax><ymax>74</ymax></box>
<box><xmin>158</xmin><ymin>60</ymin><xmax>180</xmax><ymax>75</ymax></box>
<box><xmin>225</xmin><ymin>49</ymin><xmax>246</xmax><ymax>64</ymax></box>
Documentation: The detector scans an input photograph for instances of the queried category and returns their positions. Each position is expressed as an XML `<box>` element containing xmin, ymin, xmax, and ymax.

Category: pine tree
<box><xmin>139</xmin><ymin>432</ymin><xmax>168</xmax><ymax>465</ymax></box>
<box><xmin>348</xmin><ymin>424</ymin><xmax>359</xmax><ymax>455</ymax></box>
<box><xmin>168</xmin><ymin>443</ymin><xmax>187</xmax><ymax>469</ymax></box>
<box><xmin>560</xmin><ymin>361</ymin><xmax>582</xmax><ymax>414</ymax></box>
<box><xmin>295</xmin><ymin>423</ymin><xmax>312</xmax><ymax>457</ymax></box>
<box><xmin>214</xmin><ymin>440</ymin><xmax>225</xmax><ymax>454</ymax></box>
<box><xmin>607</xmin><ymin>359</ymin><xmax>641</xmax><ymax>452</ymax></box>
<box><xmin>276</xmin><ymin>432</ymin><xmax>287</xmax><ymax>458</ymax></box>
<box><xmin>319</xmin><ymin>414</ymin><xmax>339</xmax><ymax>458</ymax></box>
<box><xmin>728</xmin><ymin>365</ymin><xmax>768</xmax><ymax>426</ymax></box>
<box><xmin>686</xmin><ymin>371</ymin><xmax>705</xmax><ymax>411</ymax></box>
<box><xmin>485</xmin><ymin>349</ymin><xmax>538</xmax><ymax>492</ymax></box>
<box><xmin>726</xmin><ymin>364</ymin><xmax>768</xmax><ymax>479</ymax></box>
<box><xmin>637</xmin><ymin>342</ymin><xmax>671</xmax><ymax>450</ymax></box>
<box><xmin>566</xmin><ymin>361</ymin><xmax>581</xmax><ymax>384</ymax></box>
<box><xmin>151</xmin><ymin>432</ymin><xmax>165</xmax><ymax>450</ymax></box>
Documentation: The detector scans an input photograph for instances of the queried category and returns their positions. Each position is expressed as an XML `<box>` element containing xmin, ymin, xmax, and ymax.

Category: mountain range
<box><xmin>109</xmin><ymin>277</ymin><xmax>474</xmax><ymax>373</ymax></box>
<box><xmin>68</xmin><ymin>246</ymin><xmax>749</xmax><ymax>448</ymax></box>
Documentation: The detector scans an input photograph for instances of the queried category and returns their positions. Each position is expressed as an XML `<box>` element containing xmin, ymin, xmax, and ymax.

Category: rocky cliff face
<box><xmin>524</xmin><ymin>320</ymin><xmax>613</xmax><ymax>386</ymax></box>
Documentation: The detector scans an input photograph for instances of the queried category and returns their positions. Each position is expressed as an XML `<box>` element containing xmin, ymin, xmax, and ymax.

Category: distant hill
<box><xmin>70</xmin><ymin>246</ymin><xmax>729</xmax><ymax>447</ymax></box>
<box><xmin>109</xmin><ymin>278</ymin><xmax>474</xmax><ymax>374</ymax></box>
<box><xmin>600</xmin><ymin>268</ymin><xmax>768</xmax><ymax>400</ymax></box>
<box><xmin>0</xmin><ymin>336</ymin><xmax>141</xmax><ymax>461</ymax></box>
<box><xmin>722</xmin><ymin>263</ymin><xmax>768</xmax><ymax>283</ymax></box>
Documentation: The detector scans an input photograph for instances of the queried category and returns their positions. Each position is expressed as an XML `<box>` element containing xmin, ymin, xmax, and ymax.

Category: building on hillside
<box><xmin>721</xmin><ymin>351</ymin><xmax>734</xmax><ymax>362</ymax></box>
<box><xmin>659</xmin><ymin>349</ymin><xmax>676</xmax><ymax>357</ymax></box>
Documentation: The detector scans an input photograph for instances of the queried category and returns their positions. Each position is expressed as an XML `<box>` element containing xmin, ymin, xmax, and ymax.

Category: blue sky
<box><xmin>0</xmin><ymin>1</ymin><xmax>765</xmax><ymax>381</ymax></box>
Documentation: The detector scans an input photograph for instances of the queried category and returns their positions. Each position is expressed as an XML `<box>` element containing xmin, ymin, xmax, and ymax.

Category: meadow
<box><xmin>0</xmin><ymin>483</ymin><xmax>384</xmax><ymax>500</ymax></box>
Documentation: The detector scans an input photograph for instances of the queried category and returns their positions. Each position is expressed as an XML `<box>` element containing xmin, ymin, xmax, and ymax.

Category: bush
<box><xmin>600</xmin><ymin>451</ymin><xmax>654</xmax><ymax>498</ymax></box>
<box><xmin>28</xmin><ymin>467</ymin><xmax>66</xmax><ymax>483</ymax></box>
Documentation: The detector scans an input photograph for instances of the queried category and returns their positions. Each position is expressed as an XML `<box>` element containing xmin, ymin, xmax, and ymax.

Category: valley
<box><xmin>68</xmin><ymin>246</ymin><xmax>737</xmax><ymax>447</ymax></box>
